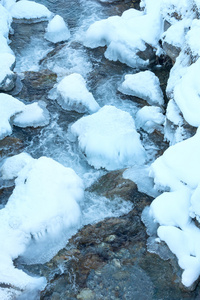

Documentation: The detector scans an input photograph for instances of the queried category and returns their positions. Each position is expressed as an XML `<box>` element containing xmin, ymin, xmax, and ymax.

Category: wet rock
<box><xmin>137</xmin><ymin>43</ymin><xmax>157</xmax><ymax>66</ymax></box>
<box><xmin>0</xmin><ymin>136</ymin><xmax>24</xmax><ymax>158</ymax></box>
<box><xmin>162</xmin><ymin>41</ymin><xmax>181</xmax><ymax>63</ymax></box>
<box><xmin>17</xmin><ymin>69</ymin><xmax>57</xmax><ymax>101</ymax></box>
<box><xmin>87</xmin><ymin>169</ymin><xmax>138</xmax><ymax>202</ymax></box>
<box><xmin>0</xmin><ymin>72</ymin><xmax>17</xmax><ymax>92</ymax></box>
<box><xmin>39</xmin><ymin>192</ymin><xmax>200</xmax><ymax>299</ymax></box>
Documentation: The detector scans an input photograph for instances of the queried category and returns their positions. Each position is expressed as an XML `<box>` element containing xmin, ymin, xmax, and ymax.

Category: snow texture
<box><xmin>71</xmin><ymin>105</ymin><xmax>146</xmax><ymax>170</ymax></box>
<box><xmin>9</xmin><ymin>0</ymin><xmax>52</xmax><ymax>20</ymax></box>
<box><xmin>84</xmin><ymin>3</ymin><xmax>163</xmax><ymax>68</ymax></box>
<box><xmin>149</xmin><ymin>127</ymin><xmax>200</xmax><ymax>287</ymax></box>
<box><xmin>56</xmin><ymin>73</ymin><xmax>100</xmax><ymax>113</ymax></box>
<box><xmin>0</xmin><ymin>93</ymin><xmax>50</xmax><ymax>140</ymax></box>
<box><xmin>45</xmin><ymin>14</ymin><xmax>71</xmax><ymax>43</ymax></box>
<box><xmin>118</xmin><ymin>71</ymin><xmax>164</xmax><ymax>106</ymax></box>
<box><xmin>136</xmin><ymin>106</ymin><xmax>165</xmax><ymax>133</ymax></box>
<box><xmin>0</xmin><ymin>154</ymin><xmax>84</xmax><ymax>295</ymax></box>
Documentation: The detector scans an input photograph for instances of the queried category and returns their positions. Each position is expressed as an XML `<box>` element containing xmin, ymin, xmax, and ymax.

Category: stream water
<box><xmin>0</xmin><ymin>0</ymin><xmax>170</xmax><ymax>297</ymax></box>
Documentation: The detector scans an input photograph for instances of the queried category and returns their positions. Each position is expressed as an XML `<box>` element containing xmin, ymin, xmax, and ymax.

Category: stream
<box><xmin>0</xmin><ymin>0</ymin><xmax>172</xmax><ymax>298</ymax></box>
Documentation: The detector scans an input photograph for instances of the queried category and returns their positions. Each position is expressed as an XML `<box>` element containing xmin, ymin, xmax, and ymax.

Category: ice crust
<box><xmin>71</xmin><ymin>105</ymin><xmax>146</xmax><ymax>170</ymax></box>
<box><xmin>56</xmin><ymin>73</ymin><xmax>100</xmax><ymax>113</ymax></box>
<box><xmin>45</xmin><ymin>15</ymin><xmax>71</xmax><ymax>43</ymax></box>
<box><xmin>0</xmin><ymin>154</ymin><xmax>84</xmax><ymax>296</ymax></box>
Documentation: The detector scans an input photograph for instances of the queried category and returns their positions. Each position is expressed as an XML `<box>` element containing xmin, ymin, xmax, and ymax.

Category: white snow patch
<box><xmin>0</xmin><ymin>154</ymin><xmax>84</xmax><ymax>296</ymax></box>
<box><xmin>71</xmin><ymin>105</ymin><xmax>146</xmax><ymax>170</ymax></box>
<box><xmin>0</xmin><ymin>93</ymin><xmax>50</xmax><ymax>140</ymax></box>
<box><xmin>118</xmin><ymin>71</ymin><xmax>164</xmax><ymax>106</ymax></box>
<box><xmin>45</xmin><ymin>14</ymin><xmax>70</xmax><ymax>43</ymax></box>
<box><xmin>136</xmin><ymin>106</ymin><xmax>165</xmax><ymax>133</ymax></box>
<box><xmin>84</xmin><ymin>3</ymin><xmax>163</xmax><ymax>68</ymax></box>
<box><xmin>55</xmin><ymin>73</ymin><xmax>100</xmax><ymax>113</ymax></box>
<box><xmin>9</xmin><ymin>0</ymin><xmax>52</xmax><ymax>20</ymax></box>
<box><xmin>13</xmin><ymin>101</ymin><xmax>50</xmax><ymax>128</ymax></box>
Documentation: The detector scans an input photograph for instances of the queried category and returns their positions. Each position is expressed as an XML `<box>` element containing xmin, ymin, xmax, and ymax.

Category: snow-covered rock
<box><xmin>0</xmin><ymin>53</ymin><xmax>16</xmax><ymax>92</ymax></box>
<box><xmin>147</xmin><ymin>126</ymin><xmax>200</xmax><ymax>287</ymax></box>
<box><xmin>71</xmin><ymin>105</ymin><xmax>146</xmax><ymax>170</ymax></box>
<box><xmin>13</xmin><ymin>101</ymin><xmax>50</xmax><ymax>128</ymax></box>
<box><xmin>84</xmin><ymin>4</ymin><xmax>163</xmax><ymax>68</ymax></box>
<box><xmin>0</xmin><ymin>93</ymin><xmax>50</xmax><ymax>140</ymax></box>
<box><xmin>0</xmin><ymin>154</ymin><xmax>84</xmax><ymax>297</ymax></box>
<box><xmin>136</xmin><ymin>106</ymin><xmax>165</xmax><ymax>133</ymax></box>
<box><xmin>118</xmin><ymin>71</ymin><xmax>164</xmax><ymax>106</ymax></box>
<box><xmin>44</xmin><ymin>14</ymin><xmax>70</xmax><ymax>43</ymax></box>
<box><xmin>0</xmin><ymin>3</ymin><xmax>12</xmax><ymax>38</ymax></box>
<box><xmin>55</xmin><ymin>73</ymin><xmax>100</xmax><ymax>113</ymax></box>
<box><xmin>9</xmin><ymin>0</ymin><xmax>52</xmax><ymax>21</ymax></box>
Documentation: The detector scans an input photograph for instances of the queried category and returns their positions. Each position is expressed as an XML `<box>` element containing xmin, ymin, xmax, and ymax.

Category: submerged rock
<box><xmin>15</xmin><ymin>170</ymin><xmax>198</xmax><ymax>299</ymax></box>
<box><xmin>39</xmin><ymin>186</ymin><xmax>200</xmax><ymax>299</ymax></box>
<box><xmin>17</xmin><ymin>69</ymin><xmax>57</xmax><ymax>101</ymax></box>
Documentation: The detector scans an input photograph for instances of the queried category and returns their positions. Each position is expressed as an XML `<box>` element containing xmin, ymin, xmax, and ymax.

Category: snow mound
<box><xmin>147</xmin><ymin>127</ymin><xmax>200</xmax><ymax>287</ymax></box>
<box><xmin>84</xmin><ymin>4</ymin><xmax>163</xmax><ymax>68</ymax></box>
<box><xmin>71</xmin><ymin>105</ymin><xmax>146</xmax><ymax>170</ymax></box>
<box><xmin>0</xmin><ymin>3</ymin><xmax>12</xmax><ymax>38</ymax></box>
<box><xmin>136</xmin><ymin>106</ymin><xmax>165</xmax><ymax>133</ymax></box>
<box><xmin>173</xmin><ymin>58</ymin><xmax>200</xmax><ymax>127</ymax></box>
<box><xmin>118</xmin><ymin>71</ymin><xmax>164</xmax><ymax>106</ymax></box>
<box><xmin>45</xmin><ymin>14</ymin><xmax>70</xmax><ymax>43</ymax></box>
<box><xmin>56</xmin><ymin>73</ymin><xmax>100</xmax><ymax>113</ymax></box>
<box><xmin>9</xmin><ymin>0</ymin><xmax>52</xmax><ymax>20</ymax></box>
<box><xmin>0</xmin><ymin>93</ymin><xmax>50</xmax><ymax>140</ymax></box>
<box><xmin>13</xmin><ymin>101</ymin><xmax>50</xmax><ymax>128</ymax></box>
<box><xmin>0</xmin><ymin>154</ymin><xmax>84</xmax><ymax>296</ymax></box>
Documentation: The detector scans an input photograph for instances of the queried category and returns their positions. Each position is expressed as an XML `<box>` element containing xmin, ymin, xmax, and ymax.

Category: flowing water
<box><xmin>0</xmin><ymin>0</ymin><xmax>169</xmax><ymax>297</ymax></box>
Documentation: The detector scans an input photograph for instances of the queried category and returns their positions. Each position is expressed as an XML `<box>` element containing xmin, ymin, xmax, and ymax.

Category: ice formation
<box><xmin>71</xmin><ymin>105</ymin><xmax>146</xmax><ymax>170</ymax></box>
<box><xmin>55</xmin><ymin>73</ymin><xmax>100</xmax><ymax>113</ymax></box>
<box><xmin>0</xmin><ymin>93</ymin><xmax>50</xmax><ymax>140</ymax></box>
<box><xmin>118</xmin><ymin>71</ymin><xmax>164</xmax><ymax>106</ymax></box>
<box><xmin>0</xmin><ymin>154</ymin><xmax>84</xmax><ymax>297</ymax></box>
<box><xmin>45</xmin><ymin>14</ymin><xmax>71</xmax><ymax>43</ymax></box>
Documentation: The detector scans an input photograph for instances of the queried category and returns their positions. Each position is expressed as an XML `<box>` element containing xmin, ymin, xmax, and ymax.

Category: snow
<box><xmin>118</xmin><ymin>71</ymin><xmax>164</xmax><ymax>106</ymax></box>
<box><xmin>148</xmin><ymin>126</ymin><xmax>200</xmax><ymax>287</ymax></box>
<box><xmin>185</xmin><ymin>19</ymin><xmax>200</xmax><ymax>56</ymax></box>
<box><xmin>0</xmin><ymin>154</ymin><xmax>84</xmax><ymax>294</ymax></box>
<box><xmin>55</xmin><ymin>73</ymin><xmax>100</xmax><ymax>113</ymax></box>
<box><xmin>0</xmin><ymin>3</ymin><xmax>12</xmax><ymax>38</ymax></box>
<box><xmin>13</xmin><ymin>101</ymin><xmax>50</xmax><ymax>128</ymax></box>
<box><xmin>173</xmin><ymin>58</ymin><xmax>200</xmax><ymax>127</ymax></box>
<box><xmin>45</xmin><ymin>14</ymin><xmax>70</xmax><ymax>43</ymax></box>
<box><xmin>136</xmin><ymin>106</ymin><xmax>165</xmax><ymax>133</ymax></box>
<box><xmin>9</xmin><ymin>0</ymin><xmax>52</xmax><ymax>20</ymax></box>
<box><xmin>0</xmin><ymin>53</ymin><xmax>15</xmax><ymax>83</ymax></box>
<box><xmin>162</xmin><ymin>19</ymin><xmax>191</xmax><ymax>49</ymax></box>
<box><xmin>84</xmin><ymin>4</ymin><xmax>163</xmax><ymax>68</ymax></box>
<box><xmin>71</xmin><ymin>105</ymin><xmax>146</xmax><ymax>170</ymax></box>
<box><xmin>0</xmin><ymin>93</ymin><xmax>50</xmax><ymax>140</ymax></box>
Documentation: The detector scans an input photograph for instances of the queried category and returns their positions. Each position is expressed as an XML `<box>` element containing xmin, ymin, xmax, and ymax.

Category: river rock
<box><xmin>39</xmin><ymin>193</ymin><xmax>200</xmax><ymax>299</ymax></box>
<box><xmin>18</xmin><ymin>170</ymin><xmax>197</xmax><ymax>299</ymax></box>
<box><xmin>17</xmin><ymin>69</ymin><xmax>57</xmax><ymax>101</ymax></box>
